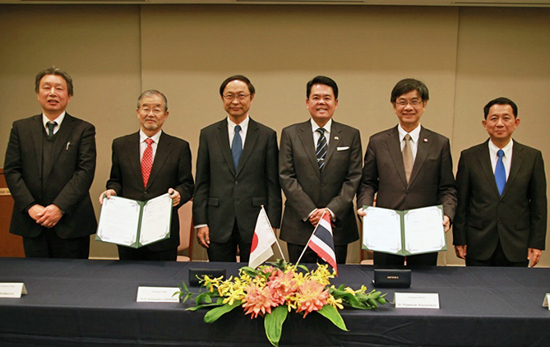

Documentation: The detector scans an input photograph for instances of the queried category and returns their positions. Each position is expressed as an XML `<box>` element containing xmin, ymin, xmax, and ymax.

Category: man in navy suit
<box><xmin>193</xmin><ymin>75</ymin><xmax>281</xmax><ymax>262</ymax></box>
<box><xmin>453</xmin><ymin>97</ymin><xmax>547</xmax><ymax>267</ymax></box>
<box><xmin>99</xmin><ymin>90</ymin><xmax>194</xmax><ymax>261</ymax></box>
<box><xmin>4</xmin><ymin>66</ymin><xmax>97</xmax><ymax>258</ymax></box>
<box><xmin>279</xmin><ymin>76</ymin><xmax>362</xmax><ymax>264</ymax></box>
<box><xmin>357</xmin><ymin>78</ymin><xmax>457</xmax><ymax>267</ymax></box>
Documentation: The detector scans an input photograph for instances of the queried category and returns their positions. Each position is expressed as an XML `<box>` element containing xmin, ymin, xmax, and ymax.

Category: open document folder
<box><xmin>96</xmin><ymin>193</ymin><xmax>172</xmax><ymax>248</ymax></box>
<box><xmin>362</xmin><ymin>205</ymin><xmax>447</xmax><ymax>256</ymax></box>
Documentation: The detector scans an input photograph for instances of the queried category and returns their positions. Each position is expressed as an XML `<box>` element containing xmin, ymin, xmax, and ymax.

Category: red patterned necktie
<box><xmin>141</xmin><ymin>138</ymin><xmax>154</xmax><ymax>187</ymax></box>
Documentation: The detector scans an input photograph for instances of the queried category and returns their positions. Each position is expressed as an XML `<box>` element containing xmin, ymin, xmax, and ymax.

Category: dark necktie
<box><xmin>495</xmin><ymin>149</ymin><xmax>506</xmax><ymax>196</ymax></box>
<box><xmin>316</xmin><ymin>128</ymin><xmax>327</xmax><ymax>171</ymax></box>
<box><xmin>47</xmin><ymin>121</ymin><xmax>57</xmax><ymax>138</ymax></box>
<box><xmin>141</xmin><ymin>138</ymin><xmax>154</xmax><ymax>187</ymax></box>
<box><xmin>402</xmin><ymin>134</ymin><xmax>413</xmax><ymax>183</ymax></box>
<box><xmin>232</xmin><ymin>125</ymin><xmax>243</xmax><ymax>170</ymax></box>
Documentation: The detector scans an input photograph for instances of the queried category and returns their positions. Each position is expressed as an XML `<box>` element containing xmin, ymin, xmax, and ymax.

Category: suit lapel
<box><xmin>147</xmin><ymin>132</ymin><xmax>172</xmax><ymax>189</ymax></box>
<box><xmin>216</xmin><ymin>119</ymin><xmax>236</xmax><ymax>176</ymax></box>
<box><xmin>125</xmin><ymin>132</ymin><xmax>143</xmax><ymax>188</ymax></box>
<box><xmin>323</xmin><ymin>121</ymin><xmax>341</xmax><ymax>171</ymax></box>
<box><xmin>503</xmin><ymin>141</ymin><xmax>524</xmax><ymax>197</ymax></box>
<box><xmin>297</xmin><ymin>121</ymin><xmax>321</xmax><ymax>180</ymax></box>
<box><xmin>30</xmin><ymin>115</ymin><xmax>44</xmax><ymax>178</ymax></box>
<box><xmin>44</xmin><ymin>114</ymin><xmax>76</xmax><ymax>178</ymax></box>
<box><xmin>408</xmin><ymin>127</ymin><xmax>432</xmax><ymax>186</ymax></box>
<box><xmin>236</xmin><ymin>118</ymin><xmax>259</xmax><ymax>176</ymax></box>
<box><xmin>385</xmin><ymin>126</ymin><xmax>408</xmax><ymax>186</ymax></box>
<box><xmin>476</xmin><ymin>141</ymin><xmax>501</xmax><ymax>198</ymax></box>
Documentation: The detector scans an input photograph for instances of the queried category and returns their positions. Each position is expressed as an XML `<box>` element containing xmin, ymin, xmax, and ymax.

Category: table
<box><xmin>0</xmin><ymin>258</ymin><xmax>549</xmax><ymax>347</ymax></box>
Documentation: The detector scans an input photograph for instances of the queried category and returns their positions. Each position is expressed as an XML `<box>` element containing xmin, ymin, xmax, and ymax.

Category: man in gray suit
<box><xmin>194</xmin><ymin>75</ymin><xmax>282</xmax><ymax>262</ymax></box>
<box><xmin>453</xmin><ymin>97</ymin><xmax>546</xmax><ymax>267</ymax></box>
<box><xmin>279</xmin><ymin>76</ymin><xmax>362</xmax><ymax>264</ymax></box>
<box><xmin>357</xmin><ymin>78</ymin><xmax>457</xmax><ymax>267</ymax></box>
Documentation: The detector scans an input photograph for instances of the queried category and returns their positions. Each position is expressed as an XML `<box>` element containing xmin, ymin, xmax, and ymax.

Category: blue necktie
<box><xmin>47</xmin><ymin>121</ymin><xmax>57</xmax><ymax>138</ymax></box>
<box><xmin>495</xmin><ymin>149</ymin><xmax>506</xmax><ymax>196</ymax></box>
<box><xmin>232</xmin><ymin>124</ymin><xmax>242</xmax><ymax>170</ymax></box>
<box><xmin>316</xmin><ymin>128</ymin><xmax>327</xmax><ymax>171</ymax></box>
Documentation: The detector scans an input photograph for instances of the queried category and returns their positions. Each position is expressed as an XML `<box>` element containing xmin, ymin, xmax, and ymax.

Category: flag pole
<box><xmin>260</xmin><ymin>205</ymin><xmax>287</xmax><ymax>262</ymax></box>
<box><xmin>295</xmin><ymin>210</ymin><xmax>326</xmax><ymax>266</ymax></box>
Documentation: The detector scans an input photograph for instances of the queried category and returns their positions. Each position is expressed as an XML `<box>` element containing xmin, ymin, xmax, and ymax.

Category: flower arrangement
<box><xmin>177</xmin><ymin>260</ymin><xmax>387</xmax><ymax>347</ymax></box>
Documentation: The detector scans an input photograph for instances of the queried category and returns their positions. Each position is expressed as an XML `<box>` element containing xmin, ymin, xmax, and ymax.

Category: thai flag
<box><xmin>307</xmin><ymin>213</ymin><xmax>338</xmax><ymax>276</ymax></box>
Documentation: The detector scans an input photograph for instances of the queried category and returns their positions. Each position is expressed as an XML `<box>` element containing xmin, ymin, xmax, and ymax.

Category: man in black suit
<box><xmin>194</xmin><ymin>75</ymin><xmax>282</xmax><ymax>263</ymax></box>
<box><xmin>99</xmin><ymin>90</ymin><xmax>194</xmax><ymax>261</ymax></box>
<box><xmin>4</xmin><ymin>66</ymin><xmax>97</xmax><ymax>258</ymax></box>
<box><xmin>453</xmin><ymin>97</ymin><xmax>547</xmax><ymax>267</ymax></box>
<box><xmin>279</xmin><ymin>76</ymin><xmax>362</xmax><ymax>264</ymax></box>
<box><xmin>357</xmin><ymin>78</ymin><xmax>457</xmax><ymax>267</ymax></box>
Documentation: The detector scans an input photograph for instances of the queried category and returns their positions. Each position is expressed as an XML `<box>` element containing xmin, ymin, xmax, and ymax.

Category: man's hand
<box><xmin>28</xmin><ymin>204</ymin><xmax>45</xmax><ymax>221</ymax></box>
<box><xmin>455</xmin><ymin>245</ymin><xmax>467</xmax><ymax>259</ymax></box>
<box><xmin>357</xmin><ymin>207</ymin><xmax>366</xmax><ymax>217</ymax></box>
<box><xmin>309</xmin><ymin>208</ymin><xmax>329</xmax><ymax>227</ymax></box>
<box><xmin>528</xmin><ymin>248</ymin><xmax>542</xmax><ymax>268</ymax></box>
<box><xmin>36</xmin><ymin>204</ymin><xmax>63</xmax><ymax>228</ymax></box>
<box><xmin>98</xmin><ymin>189</ymin><xmax>117</xmax><ymax>204</ymax></box>
<box><xmin>197</xmin><ymin>226</ymin><xmax>210</xmax><ymax>248</ymax></box>
<box><xmin>168</xmin><ymin>188</ymin><xmax>181</xmax><ymax>207</ymax></box>
<box><xmin>443</xmin><ymin>215</ymin><xmax>451</xmax><ymax>232</ymax></box>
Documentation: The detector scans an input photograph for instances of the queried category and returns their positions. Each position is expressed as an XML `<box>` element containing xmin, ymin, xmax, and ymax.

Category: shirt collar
<box><xmin>311</xmin><ymin>118</ymin><xmax>332</xmax><ymax>134</ymax></box>
<box><xmin>140</xmin><ymin>129</ymin><xmax>162</xmax><ymax>144</ymax></box>
<box><xmin>228</xmin><ymin>115</ymin><xmax>250</xmax><ymax>132</ymax></box>
<box><xmin>398</xmin><ymin>123</ymin><xmax>421</xmax><ymax>143</ymax></box>
<box><xmin>488</xmin><ymin>138</ymin><xmax>513</xmax><ymax>157</ymax></box>
<box><xmin>42</xmin><ymin>112</ymin><xmax>66</xmax><ymax>129</ymax></box>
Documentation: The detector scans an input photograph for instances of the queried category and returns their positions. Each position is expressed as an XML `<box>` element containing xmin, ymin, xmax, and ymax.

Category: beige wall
<box><xmin>0</xmin><ymin>4</ymin><xmax>548</xmax><ymax>266</ymax></box>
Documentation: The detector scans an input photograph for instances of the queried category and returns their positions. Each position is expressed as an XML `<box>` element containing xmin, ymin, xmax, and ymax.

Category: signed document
<box><xmin>362</xmin><ymin>205</ymin><xmax>446</xmax><ymax>256</ymax></box>
<box><xmin>96</xmin><ymin>193</ymin><xmax>172</xmax><ymax>248</ymax></box>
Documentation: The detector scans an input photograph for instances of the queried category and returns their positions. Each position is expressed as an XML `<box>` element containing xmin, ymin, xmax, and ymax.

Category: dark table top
<box><xmin>0</xmin><ymin>258</ymin><xmax>549</xmax><ymax>347</ymax></box>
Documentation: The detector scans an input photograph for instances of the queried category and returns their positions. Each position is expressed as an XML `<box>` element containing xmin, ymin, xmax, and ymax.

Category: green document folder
<box><xmin>96</xmin><ymin>193</ymin><xmax>172</xmax><ymax>248</ymax></box>
<box><xmin>362</xmin><ymin>205</ymin><xmax>447</xmax><ymax>256</ymax></box>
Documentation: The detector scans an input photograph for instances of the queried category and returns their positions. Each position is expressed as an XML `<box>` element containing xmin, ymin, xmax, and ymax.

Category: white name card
<box><xmin>136</xmin><ymin>286</ymin><xmax>180</xmax><ymax>303</ymax></box>
<box><xmin>395</xmin><ymin>292</ymin><xmax>440</xmax><ymax>309</ymax></box>
<box><xmin>543</xmin><ymin>293</ymin><xmax>550</xmax><ymax>310</ymax></box>
<box><xmin>0</xmin><ymin>283</ymin><xmax>27</xmax><ymax>298</ymax></box>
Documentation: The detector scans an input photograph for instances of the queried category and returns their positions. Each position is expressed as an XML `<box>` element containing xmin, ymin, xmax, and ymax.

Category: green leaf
<box><xmin>317</xmin><ymin>305</ymin><xmax>348</xmax><ymax>331</ymax></box>
<box><xmin>204</xmin><ymin>301</ymin><xmax>241</xmax><ymax>323</ymax></box>
<box><xmin>181</xmin><ymin>281</ymin><xmax>189</xmax><ymax>292</ymax></box>
<box><xmin>241</xmin><ymin>267</ymin><xmax>258</xmax><ymax>277</ymax></box>
<box><xmin>264</xmin><ymin>306</ymin><xmax>288</xmax><ymax>347</ymax></box>
<box><xmin>186</xmin><ymin>302</ymin><xmax>226</xmax><ymax>311</ymax></box>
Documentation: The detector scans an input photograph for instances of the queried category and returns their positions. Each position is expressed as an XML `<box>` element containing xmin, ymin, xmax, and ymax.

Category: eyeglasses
<box><xmin>395</xmin><ymin>99</ymin><xmax>423</xmax><ymax>107</ymax></box>
<box><xmin>223</xmin><ymin>93</ymin><xmax>251</xmax><ymax>101</ymax></box>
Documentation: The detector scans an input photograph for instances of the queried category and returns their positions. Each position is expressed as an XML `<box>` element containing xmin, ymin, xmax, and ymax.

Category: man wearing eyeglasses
<box><xmin>194</xmin><ymin>75</ymin><xmax>282</xmax><ymax>262</ymax></box>
<box><xmin>357</xmin><ymin>78</ymin><xmax>457</xmax><ymax>267</ymax></box>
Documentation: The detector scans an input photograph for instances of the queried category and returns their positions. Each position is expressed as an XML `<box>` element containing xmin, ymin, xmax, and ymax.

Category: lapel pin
<box><xmin>334</xmin><ymin>136</ymin><xmax>339</xmax><ymax>140</ymax></box>
<box><xmin>423</xmin><ymin>138</ymin><xmax>428</xmax><ymax>143</ymax></box>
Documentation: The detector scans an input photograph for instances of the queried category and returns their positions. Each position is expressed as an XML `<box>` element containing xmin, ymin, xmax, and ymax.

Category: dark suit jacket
<box><xmin>106</xmin><ymin>131</ymin><xmax>194</xmax><ymax>251</ymax></box>
<box><xmin>357</xmin><ymin>126</ymin><xmax>457</xmax><ymax>219</ymax></box>
<box><xmin>279</xmin><ymin>120</ymin><xmax>362</xmax><ymax>246</ymax></box>
<box><xmin>4</xmin><ymin>114</ymin><xmax>97</xmax><ymax>238</ymax></box>
<box><xmin>453</xmin><ymin>140</ymin><xmax>547</xmax><ymax>262</ymax></box>
<box><xmin>193</xmin><ymin>118</ymin><xmax>282</xmax><ymax>244</ymax></box>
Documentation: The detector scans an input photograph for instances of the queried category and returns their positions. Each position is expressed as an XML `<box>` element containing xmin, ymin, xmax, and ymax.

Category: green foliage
<box><xmin>317</xmin><ymin>305</ymin><xmax>348</xmax><ymax>331</ymax></box>
<box><xmin>204</xmin><ymin>301</ymin><xmax>242</xmax><ymax>323</ymax></box>
<box><xmin>264</xmin><ymin>306</ymin><xmax>288</xmax><ymax>347</ymax></box>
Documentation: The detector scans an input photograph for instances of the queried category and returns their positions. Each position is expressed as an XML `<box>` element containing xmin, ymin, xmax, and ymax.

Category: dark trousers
<box><xmin>207</xmin><ymin>222</ymin><xmax>251</xmax><ymax>263</ymax></box>
<box><xmin>374</xmin><ymin>251</ymin><xmax>438</xmax><ymax>268</ymax></box>
<box><xmin>23</xmin><ymin>230</ymin><xmax>90</xmax><ymax>259</ymax></box>
<box><xmin>466</xmin><ymin>241</ymin><xmax>528</xmax><ymax>267</ymax></box>
<box><xmin>117</xmin><ymin>245</ymin><xmax>177</xmax><ymax>261</ymax></box>
<box><xmin>287</xmin><ymin>243</ymin><xmax>348</xmax><ymax>264</ymax></box>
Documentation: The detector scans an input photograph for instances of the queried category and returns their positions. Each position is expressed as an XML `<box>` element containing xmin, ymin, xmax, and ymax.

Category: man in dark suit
<box><xmin>279</xmin><ymin>76</ymin><xmax>362</xmax><ymax>264</ymax></box>
<box><xmin>99</xmin><ymin>90</ymin><xmax>194</xmax><ymax>261</ymax></box>
<box><xmin>453</xmin><ymin>97</ymin><xmax>547</xmax><ymax>267</ymax></box>
<box><xmin>357</xmin><ymin>78</ymin><xmax>457</xmax><ymax>267</ymax></box>
<box><xmin>4</xmin><ymin>66</ymin><xmax>97</xmax><ymax>258</ymax></box>
<box><xmin>194</xmin><ymin>75</ymin><xmax>281</xmax><ymax>262</ymax></box>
